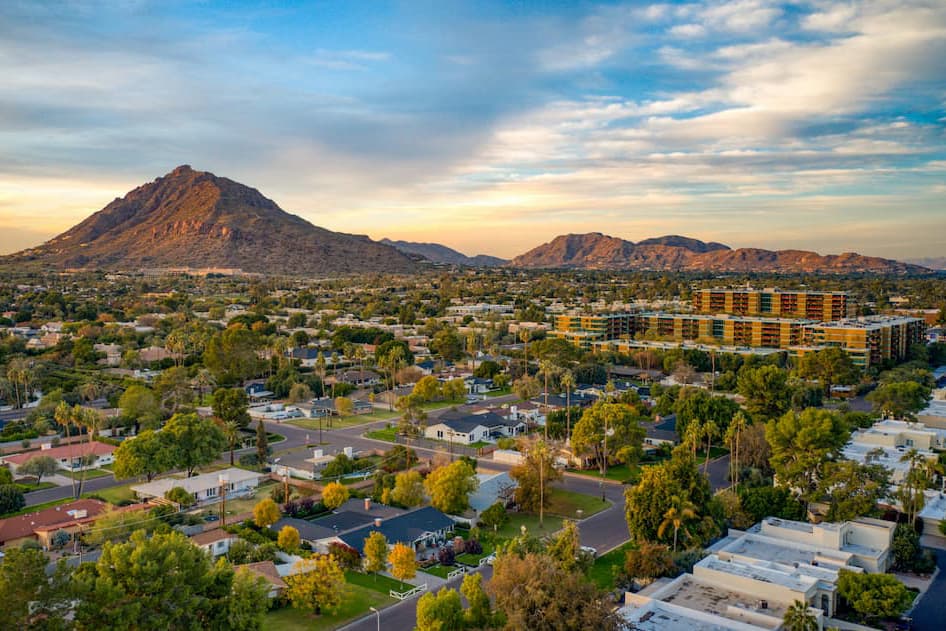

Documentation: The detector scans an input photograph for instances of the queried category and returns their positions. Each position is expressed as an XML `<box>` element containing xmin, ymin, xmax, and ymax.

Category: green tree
<box><xmin>480</xmin><ymin>501</ymin><xmax>509</xmax><ymax>532</ymax></box>
<box><xmin>766</xmin><ymin>408</ymin><xmax>849</xmax><ymax>506</ymax></box>
<box><xmin>204</xmin><ymin>325</ymin><xmax>262</xmax><ymax>385</ymax></box>
<box><xmin>571</xmin><ymin>402</ymin><xmax>645</xmax><ymax>476</ymax></box>
<box><xmin>391</xmin><ymin>470</ymin><xmax>425</xmax><ymax>508</ymax></box>
<box><xmin>0</xmin><ymin>485</ymin><xmax>25</xmax><ymax>515</ymax></box>
<box><xmin>74</xmin><ymin>529</ymin><xmax>267</xmax><ymax>630</ymax></box>
<box><xmin>867</xmin><ymin>381</ymin><xmax>931</xmax><ymax>420</ymax></box>
<box><xmin>737</xmin><ymin>365</ymin><xmax>792</xmax><ymax>420</ymax></box>
<box><xmin>256</xmin><ymin>419</ymin><xmax>269</xmax><ymax>467</ymax></box>
<box><xmin>512</xmin><ymin>375</ymin><xmax>540</xmax><ymax>401</ymax></box>
<box><xmin>782</xmin><ymin>600</ymin><xmax>818</xmax><ymax>631</ymax></box>
<box><xmin>545</xmin><ymin>519</ymin><xmax>591</xmax><ymax>574</ymax></box>
<box><xmin>334</xmin><ymin>396</ymin><xmax>354</xmax><ymax>420</ymax></box>
<box><xmin>113</xmin><ymin>429</ymin><xmax>175</xmax><ymax>481</ymax></box>
<box><xmin>285</xmin><ymin>554</ymin><xmax>346</xmax><ymax>616</ymax></box>
<box><xmin>424</xmin><ymin>460</ymin><xmax>479</xmax><ymax>515</ymax></box>
<box><xmin>430</xmin><ymin>328</ymin><xmax>464</xmax><ymax>363</ymax></box>
<box><xmin>412</xmin><ymin>376</ymin><xmax>442</xmax><ymax>402</ymax></box>
<box><xmin>118</xmin><ymin>385</ymin><xmax>163</xmax><ymax>429</ymax></box>
<box><xmin>837</xmin><ymin>569</ymin><xmax>913</xmax><ymax>622</ymax></box>
<box><xmin>0</xmin><ymin>547</ymin><xmax>71</xmax><ymax>629</ymax></box>
<box><xmin>442</xmin><ymin>378</ymin><xmax>468</xmax><ymax>402</ymax></box>
<box><xmin>18</xmin><ymin>455</ymin><xmax>58</xmax><ymax>485</ymax></box>
<box><xmin>624</xmin><ymin>541</ymin><xmax>675</xmax><ymax>582</ymax></box>
<box><xmin>212</xmin><ymin>387</ymin><xmax>251</xmax><ymax>429</ymax></box>
<box><xmin>461</xmin><ymin>572</ymin><xmax>494</xmax><ymax>628</ymax></box>
<box><xmin>819</xmin><ymin>460</ymin><xmax>890</xmax><ymax>522</ymax></box>
<box><xmin>658</xmin><ymin>494</ymin><xmax>699</xmax><ymax>552</ymax></box>
<box><xmin>796</xmin><ymin>347</ymin><xmax>859</xmax><ymax>394</ymax></box>
<box><xmin>229</xmin><ymin>567</ymin><xmax>272</xmax><ymax>631</ymax></box>
<box><xmin>510</xmin><ymin>438</ymin><xmax>562</xmax><ymax>525</ymax></box>
<box><xmin>164</xmin><ymin>486</ymin><xmax>196</xmax><ymax>507</ymax></box>
<box><xmin>363</xmin><ymin>531</ymin><xmax>389</xmax><ymax>579</ymax></box>
<box><xmin>416</xmin><ymin>587</ymin><xmax>464</xmax><ymax>631</ymax></box>
<box><xmin>163</xmin><ymin>412</ymin><xmax>228</xmax><ymax>476</ymax></box>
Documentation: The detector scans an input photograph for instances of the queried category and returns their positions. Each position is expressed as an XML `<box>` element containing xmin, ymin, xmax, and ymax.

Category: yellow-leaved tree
<box><xmin>277</xmin><ymin>525</ymin><xmax>300</xmax><ymax>553</ymax></box>
<box><xmin>363</xmin><ymin>531</ymin><xmax>388</xmax><ymax>579</ymax></box>
<box><xmin>322</xmin><ymin>481</ymin><xmax>350</xmax><ymax>510</ymax></box>
<box><xmin>285</xmin><ymin>554</ymin><xmax>346</xmax><ymax>616</ymax></box>
<box><xmin>253</xmin><ymin>498</ymin><xmax>281</xmax><ymax>528</ymax></box>
<box><xmin>388</xmin><ymin>542</ymin><xmax>417</xmax><ymax>583</ymax></box>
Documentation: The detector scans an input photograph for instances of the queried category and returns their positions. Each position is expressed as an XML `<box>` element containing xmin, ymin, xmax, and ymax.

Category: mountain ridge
<box><xmin>6</xmin><ymin>165</ymin><xmax>417</xmax><ymax>275</ymax></box>
<box><xmin>380</xmin><ymin>239</ymin><xmax>507</xmax><ymax>267</ymax></box>
<box><xmin>507</xmin><ymin>232</ymin><xmax>926</xmax><ymax>274</ymax></box>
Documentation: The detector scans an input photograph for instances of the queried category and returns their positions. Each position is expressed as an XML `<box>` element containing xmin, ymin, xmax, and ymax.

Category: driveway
<box><xmin>908</xmin><ymin>548</ymin><xmax>946</xmax><ymax>631</ymax></box>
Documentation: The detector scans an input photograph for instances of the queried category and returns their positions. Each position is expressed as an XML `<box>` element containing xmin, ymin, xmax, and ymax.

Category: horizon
<box><xmin>1</xmin><ymin>1</ymin><xmax>945</xmax><ymax>260</ymax></box>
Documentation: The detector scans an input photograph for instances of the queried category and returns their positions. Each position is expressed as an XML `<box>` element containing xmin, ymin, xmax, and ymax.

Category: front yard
<box><xmin>588</xmin><ymin>541</ymin><xmax>635</xmax><ymax>590</ymax></box>
<box><xmin>546</xmin><ymin>487</ymin><xmax>610</xmax><ymax>518</ymax></box>
<box><xmin>289</xmin><ymin>409</ymin><xmax>400</xmax><ymax>431</ymax></box>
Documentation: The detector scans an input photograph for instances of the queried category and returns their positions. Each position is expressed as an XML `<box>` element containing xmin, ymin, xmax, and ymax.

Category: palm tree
<box><xmin>561</xmin><ymin>369</ymin><xmax>574</xmax><ymax>445</ymax></box>
<box><xmin>683</xmin><ymin>421</ymin><xmax>702</xmax><ymax>458</ymax></box>
<box><xmin>538</xmin><ymin>360</ymin><xmax>557</xmax><ymax>439</ymax></box>
<box><xmin>519</xmin><ymin>328</ymin><xmax>532</xmax><ymax>376</ymax></box>
<box><xmin>77</xmin><ymin>381</ymin><xmax>101</xmax><ymax>403</ymax></box>
<box><xmin>219</xmin><ymin>419</ymin><xmax>240</xmax><ymax>465</ymax></box>
<box><xmin>782</xmin><ymin>600</ymin><xmax>818</xmax><ymax>631</ymax></box>
<box><xmin>658</xmin><ymin>495</ymin><xmax>698</xmax><ymax>552</ymax></box>
<box><xmin>724</xmin><ymin>412</ymin><xmax>748</xmax><ymax>490</ymax></box>
<box><xmin>315</xmin><ymin>352</ymin><xmax>327</xmax><ymax>399</ymax></box>
<box><xmin>193</xmin><ymin>368</ymin><xmax>216</xmax><ymax>403</ymax></box>
<box><xmin>702</xmin><ymin>420</ymin><xmax>719</xmax><ymax>474</ymax></box>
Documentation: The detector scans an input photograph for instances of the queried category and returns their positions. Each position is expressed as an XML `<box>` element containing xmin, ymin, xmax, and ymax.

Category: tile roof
<box><xmin>2</xmin><ymin>441</ymin><xmax>114</xmax><ymax>466</ymax></box>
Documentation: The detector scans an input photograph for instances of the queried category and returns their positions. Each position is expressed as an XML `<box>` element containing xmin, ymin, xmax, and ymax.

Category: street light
<box><xmin>369</xmin><ymin>606</ymin><xmax>380</xmax><ymax>631</ymax></box>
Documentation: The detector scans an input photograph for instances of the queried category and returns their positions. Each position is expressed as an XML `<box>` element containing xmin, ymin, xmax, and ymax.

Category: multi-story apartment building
<box><xmin>795</xmin><ymin>315</ymin><xmax>925</xmax><ymax>369</ymax></box>
<box><xmin>692</xmin><ymin>288</ymin><xmax>850</xmax><ymax>321</ymax></box>
<box><xmin>633</xmin><ymin>312</ymin><xmax>809</xmax><ymax>349</ymax></box>
<box><xmin>553</xmin><ymin>312</ymin><xmax>637</xmax><ymax>349</ymax></box>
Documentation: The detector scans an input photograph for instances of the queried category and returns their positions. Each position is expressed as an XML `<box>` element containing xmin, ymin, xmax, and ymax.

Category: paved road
<box><xmin>909</xmin><ymin>548</ymin><xmax>946</xmax><ymax>631</ymax></box>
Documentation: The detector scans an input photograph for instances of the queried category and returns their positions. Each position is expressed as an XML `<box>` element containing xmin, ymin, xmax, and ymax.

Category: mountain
<box><xmin>508</xmin><ymin>233</ymin><xmax>927</xmax><ymax>274</ymax></box>
<box><xmin>381</xmin><ymin>239</ymin><xmax>507</xmax><ymax>267</ymax></box>
<box><xmin>6</xmin><ymin>166</ymin><xmax>417</xmax><ymax>275</ymax></box>
<box><xmin>906</xmin><ymin>257</ymin><xmax>946</xmax><ymax>271</ymax></box>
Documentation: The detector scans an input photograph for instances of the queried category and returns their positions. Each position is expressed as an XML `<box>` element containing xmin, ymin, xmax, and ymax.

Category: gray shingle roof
<box><xmin>338</xmin><ymin>506</ymin><xmax>455</xmax><ymax>554</ymax></box>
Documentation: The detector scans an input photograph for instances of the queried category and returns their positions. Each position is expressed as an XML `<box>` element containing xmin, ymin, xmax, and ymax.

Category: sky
<box><xmin>0</xmin><ymin>0</ymin><xmax>944</xmax><ymax>260</ymax></box>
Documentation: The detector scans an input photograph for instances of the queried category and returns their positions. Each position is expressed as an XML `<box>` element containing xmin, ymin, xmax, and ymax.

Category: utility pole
<box><xmin>283</xmin><ymin>474</ymin><xmax>290</xmax><ymax>504</ymax></box>
<box><xmin>219</xmin><ymin>473</ymin><xmax>229</xmax><ymax>527</ymax></box>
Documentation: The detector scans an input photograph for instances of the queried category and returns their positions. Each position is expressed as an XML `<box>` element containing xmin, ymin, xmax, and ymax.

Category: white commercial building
<box><xmin>619</xmin><ymin>517</ymin><xmax>895</xmax><ymax>631</ymax></box>
<box><xmin>841</xmin><ymin>419</ymin><xmax>941</xmax><ymax>484</ymax></box>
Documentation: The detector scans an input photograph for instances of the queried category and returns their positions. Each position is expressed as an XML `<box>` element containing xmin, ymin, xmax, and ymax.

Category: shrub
<box><xmin>465</xmin><ymin>538</ymin><xmax>483</xmax><ymax>555</ymax></box>
<box><xmin>328</xmin><ymin>542</ymin><xmax>361</xmax><ymax>570</ymax></box>
<box><xmin>438</xmin><ymin>546</ymin><xmax>455</xmax><ymax>566</ymax></box>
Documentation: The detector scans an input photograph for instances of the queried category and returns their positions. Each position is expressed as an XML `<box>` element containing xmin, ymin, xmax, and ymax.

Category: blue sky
<box><xmin>1</xmin><ymin>0</ymin><xmax>944</xmax><ymax>259</ymax></box>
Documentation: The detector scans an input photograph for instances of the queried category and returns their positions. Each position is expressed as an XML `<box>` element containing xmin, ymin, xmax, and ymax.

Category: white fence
<box><xmin>447</xmin><ymin>567</ymin><xmax>466</xmax><ymax>579</ymax></box>
<box><xmin>390</xmin><ymin>583</ymin><xmax>428</xmax><ymax>601</ymax></box>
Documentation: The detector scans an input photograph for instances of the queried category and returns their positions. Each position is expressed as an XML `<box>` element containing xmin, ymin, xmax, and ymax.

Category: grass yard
<box><xmin>588</xmin><ymin>541</ymin><xmax>635</xmax><ymax>590</ymax></box>
<box><xmin>217</xmin><ymin>481</ymin><xmax>278</xmax><ymax>517</ymax></box>
<box><xmin>344</xmin><ymin>570</ymin><xmax>412</xmax><ymax>594</ymax></box>
<box><xmin>567</xmin><ymin>463</ymin><xmax>640</xmax><ymax>483</ymax></box>
<box><xmin>546</xmin><ymin>487</ymin><xmax>610</xmax><ymax>519</ymax></box>
<box><xmin>289</xmin><ymin>410</ymin><xmax>399</xmax><ymax>432</ymax></box>
<box><xmin>262</xmin><ymin>583</ymin><xmax>394</xmax><ymax>631</ymax></box>
<box><xmin>420</xmin><ymin>563</ymin><xmax>453</xmax><ymax>579</ymax></box>
<box><xmin>85</xmin><ymin>481</ymin><xmax>137</xmax><ymax>505</ymax></box>
<box><xmin>67</xmin><ymin>468</ymin><xmax>113</xmax><ymax>480</ymax></box>
<box><xmin>456</xmin><ymin>542</ymin><xmax>495</xmax><ymax>565</ymax></box>
<box><xmin>484</xmin><ymin>388</ymin><xmax>513</xmax><ymax>398</ymax></box>
<box><xmin>17</xmin><ymin>481</ymin><xmax>57</xmax><ymax>492</ymax></box>
<box><xmin>494</xmin><ymin>512</ymin><xmax>564</xmax><ymax>540</ymax></box>
<box><xmin>364</xmin><ymin>426</ymin><xmax>399</xmax><ymax>442</ymax></box>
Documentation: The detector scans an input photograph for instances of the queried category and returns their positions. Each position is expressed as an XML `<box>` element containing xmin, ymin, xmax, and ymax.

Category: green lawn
<box><xmin>84</xmin><ymin>481</ymin><xmax>137</xmax><ymax>505</ymax></box>
<box><xmin>567</xmin><ymin>463</ymin><xmax>640</xmax><ymax>483</ymax></box>
<box><xmin>494</xmin><ymin>512</ymin><xmax>564</xmax><ymax>540</ymax></box>
<box><xmin>364</xmin><ymin>427</ymin><xmax>398</xmax><ymax>442</ymax></box>
<box><xmin>262</xmin><ymin>583</ymin><xmax>394</xmax><ymax>631</ymax></box>
<box><xmin>67</xmin><ymin>468</ymin><xmax>113</xmax><ymax>480</ymax></box>
<box><xmin>344</xmin><ymin>570</ymin><xmax>412</xmax><ymax>594</ymax></box>
<box><xmin>17</xmin><ymin>481</ymin><xmax>57</xmax><ymax>492</ymax></box>
<box><xmin>589</xmin><ymin>541</ymin><xmax>635</xmax><ymax>590</ymax></box>
<box><xmin>420</xmin><ymin>564</ymin><xmax>452</xmax><ymax>579</ymax></box>
<box><xmin>546</xmin><ymin>487</ymin><xmax>610</xmax><ymax>519</ymax></box>
<box><xmin>484</xmin><ymin>388</ymin><xmax>513</xmax><ymax>398</ymax></box>
<box><xmin>456</xmin><ymin>542</ymin><xmax>495</xmax><ymax>565</ymax></box>
<box><xmin>289</xmin><ymin>409</ymin><xmax>400</xmax><ymax>431</ymax></box>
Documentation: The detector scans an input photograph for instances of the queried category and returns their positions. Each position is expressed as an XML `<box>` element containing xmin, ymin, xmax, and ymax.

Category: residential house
<box><xmin>0</xmin><ymin>499</ymin><xmax>109</xmax><ymax>549</ymax></box>
<box><xmin>464</xmin><ymin>377</ymin><xmax>494</xmax><ymax>395</ymax></box>
<box><xmin>1</xmin><ymin>441</ymin><xmax>115</xmax><ymax>473</ymax></box>
<box><xmin>640</xmin><ymin>414</ymin><xmax>680</xmax><ymax>448</ymax></box>
<box><xmin>237</xmin><ymin>561</ymin><xmax>288</xmax><ymax>599</ymax></box>
<box><xmin>274</xmin><ymin>498</ymin><xmax>406</xmax><ymax>549</ymax></box>
<box><xmin>139</xmin><ymin>346</ymin><xmax>174</xmax><ymax>364</ymax></box>
<box><xmin>619</xmin><ymin>516</ymin><xmax>896</xmax><ymax>630</ymax></box>
<box><xmin>94</xmin><ymin>343</ymin><xmax>123</xmax><ymax>367</ymax></box>
<box><xmin>425</xmin><ymin>411</ymin><xmax>525</xmax><ymax>445</ymax></box>
<box><xmin>131</xmin><ymin>467</ymin><xmax>263</xmax><ymax>506</ymax></box>
<box><xmin>336</xmin><ymin>370</ymin><xmax>382</xmax><ymax>387</ymax></box>
<box><xmin>469</xmin><ymin>472</ymin><xmax>517</xmax><ymax>514</ymax></box>
<box><xmin>245</xmin><ymin>382</ymin><xmax>274</xmax><ymax>401</ymax></box>
<box><xmin>191</xmin><ymin>528</ymin><xmax>240</xmax><ymax>557</ymax></box>
<box><xmin>334</xmin><ymin>506</ymin><xmax>456</xmax><ymax>556</ymax></box>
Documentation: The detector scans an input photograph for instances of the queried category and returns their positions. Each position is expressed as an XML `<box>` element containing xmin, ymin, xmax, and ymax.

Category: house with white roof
<box><xmin>131</xmin><ymin>467</ymin><xmax>263</xmax><ymax>506</ymax></box>
<box><xmin>619</xmin><ymin>516</ymin><xmax>895</xmax><ymax>630</ymax></box>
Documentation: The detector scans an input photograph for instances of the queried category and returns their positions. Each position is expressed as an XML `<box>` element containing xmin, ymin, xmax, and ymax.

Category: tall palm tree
<box><xmin>519</xmin><ymin>328</ymin><xmax>532</xmax><ymax>376</ymax></box>
<box><xmin>725</xmin><ymin>412</ymin><xmax>748</xmax><ymax>490</ymax></box>
<box><xmin>782</xmin><ymin>600</ymin><xmax>818</xmax><ymax>631</ymax></box>
<box><xmin>658</xmin><ymin>495</ymin><xmax>698</xmax><ymax>552</ymax></box>
<box><xmin>193</xmin><ymin>368</ymin><xmax>216</xmax><ymax>403</ymax></box>
<box><xmin>538</xmin><ymin>360</ymin><xmax>557</xmax><ymax>439</ymax></box>
<box><xmin>218</xmin><ymin>419</ymin><xmax>240</xmax><ymax>465</ymax></box>
<box><xmin>683</xmin><ymin>421</ymin><xmax>702</xmax><ymax>458</ymax></box>
<box><xmin>561</xmin><ymin>369</ymin><xmax>574</xmax><ymax>445</ymax></box>
<box><xmin>315</xmin><ymin>352</ymin><xmax>327</xmax><ymax>399</ymax></box>
<box><xmin>702</xmin><ymin>420</ymin><xmax>719</xmax><ymax>474</ymax></box>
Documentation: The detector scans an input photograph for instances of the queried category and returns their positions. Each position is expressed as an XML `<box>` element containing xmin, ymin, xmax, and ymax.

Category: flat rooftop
<box><xmin>700</xmin><ymin>556</ymin><xmax>817</xmax><ymax>593</ymax></box>
<box><xmin>619</xmin><ymin>599</ymin><xmax>771</xmax><ymax>631</ymax></box>
<box><xmin>660</xmin><ymin>576</ymin><xmax>789</xmax><ymax>623</ymax></box>
<box><xmin>724</xmin><ymin>535</ymin><xmax>850</xmax><ymax>569</ymax></box>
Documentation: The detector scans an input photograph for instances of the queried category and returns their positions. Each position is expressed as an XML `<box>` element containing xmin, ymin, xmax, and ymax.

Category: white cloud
<box><xmin>669</xmin><ymin>23</ymin><xmax>706</xmax><ymax>37</ymax></box>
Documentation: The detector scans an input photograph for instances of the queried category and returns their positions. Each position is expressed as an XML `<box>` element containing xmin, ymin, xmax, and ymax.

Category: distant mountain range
<box><xmin>5</xmin><ymin>166</ymin><xmax>417</xmax><ymax>275</ymax></box>
<box><xmin>3</xmin><ymin>167</ymin><xmax>928</xmax><ymax>276</ymax></box>
<box><xmin>507</xmin><ymin>232</ymin><xmax>927</xmax><ymax>274</ymax></box>
<box><xmin>380</xmin><ymin>239</ymin><xmax>507</xmax><ymax>267</ymax></box>
<box><xmin>906</xmin><ymin>257</ymin><xmax>946</xmax><ymax>270</ymax></box>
